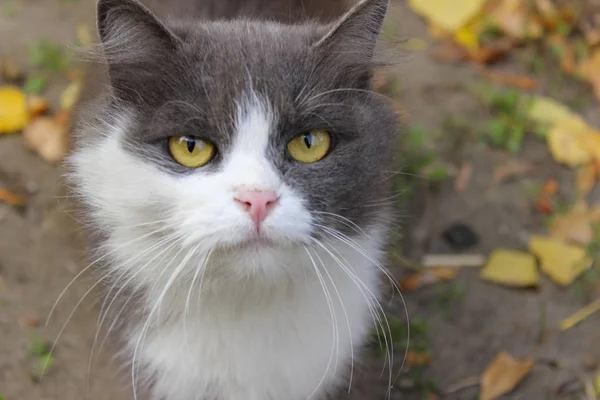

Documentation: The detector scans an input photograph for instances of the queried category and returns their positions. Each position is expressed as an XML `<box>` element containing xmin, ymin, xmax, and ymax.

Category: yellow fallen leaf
<box><xmin>527</xmin><ymin>95</ymin><xmax>579</xmax><ymax>133</ymax></box>
<box><xmin>409</xmin><ymin>0</ymin><xmax>487</xmax><ymax>32</ymax></box>
<box><xmin>60</xmin><ymin>79</ymin><xmax>82</xmax><ymax>111</ymax></box>
<box><xmin>22</xmin><ymin>117</ymin><xmax>69</xmax><ymax>164</ymax></box>
<box><xmin>480</xmin><ymin>351</ymin><xmax>533</xmax><ymax>400</ymax></box>
<box><xmin>578</xmin><ymin>50</ymin><xmax>600</xmax><ymax>102</ymax></box>
<box><xmin>547</xmin><ymin>117</ymin><xmax>592</xmax><ymax>167</ymax></box>
<box><xmin>559</xmin><ymin>298</ymin><xmax>600</xmax><ymax>331</ymax></box>
<box><xmin>576</xmin><ymin>163</ymin><xmax>599</xmax><ymax>201</ymax></box>
<box><xmin>529</xmin><ymin>235</ymin><xmax>592</xmax><ymax>286</ymax></box>
<box><xmin>595</xmin><ymin>369</ymin><xmax>600</xmax><ymax>395</ymax></box>
<box><xmin>0</xmin><ymin>86</ymin><xmax>30</xmax><ymax>133</ymax></box>
<box><xmin>579</xmin><ymin>129</ymin><xmax>600</xmax><ymax>165</ymax></box>
<box><xmin>480</xmin><ymin>249</ymin><xmax>539</xmax><ymax>287</ymax></box>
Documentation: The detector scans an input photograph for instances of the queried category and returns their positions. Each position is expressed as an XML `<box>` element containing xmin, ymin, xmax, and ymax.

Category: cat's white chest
<box><xmin>130</xmin><ymin>245</ymin><xmax>381</xmax><ymax>400</ymax></box>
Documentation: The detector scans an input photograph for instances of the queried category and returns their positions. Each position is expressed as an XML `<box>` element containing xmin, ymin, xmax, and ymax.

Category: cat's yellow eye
<box><xmin>287</xmin><ymin>130</ymin><xmax>331</xmax><ymax>164</ymax></box>
<box><xmin>169</xmin><ymin>136</ymin><xmax>216</xmax><ymax>168</ymax></box>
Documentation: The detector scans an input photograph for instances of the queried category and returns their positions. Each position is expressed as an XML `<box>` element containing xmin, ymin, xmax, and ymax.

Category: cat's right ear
<box><xmin>95</xmin><ymin>0</ymin><xmax>181</xmax><ymax>101</ymax></box>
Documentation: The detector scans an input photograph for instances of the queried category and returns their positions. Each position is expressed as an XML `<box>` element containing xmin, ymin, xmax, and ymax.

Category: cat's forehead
<box><xmin>174</xmin><ymin>21</ymin><xmax>322</xmax><ymax>93</ymax></box>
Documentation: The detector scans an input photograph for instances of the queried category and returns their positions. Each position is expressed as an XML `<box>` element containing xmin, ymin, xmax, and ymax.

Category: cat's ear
<box><xmin>95</xmin><ymin>0</ymin><xmax>181</xmax><ymax>101</ymax></box>
<box><xmin>313</xmin><ymin>0</ymin><xmax>389</xmax><ymax>61</ymax></box>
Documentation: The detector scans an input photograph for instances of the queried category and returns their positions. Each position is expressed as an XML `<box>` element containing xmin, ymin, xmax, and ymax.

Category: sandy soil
<box><xmin>1</xmin><ymin>1</ymin><xmax>599</xmax><ymax>399</ymax></box>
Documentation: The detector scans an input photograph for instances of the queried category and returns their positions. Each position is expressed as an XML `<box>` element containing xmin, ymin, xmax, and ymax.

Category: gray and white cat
<box><xmin>68</xmin><ymin>0</ymin><xmax>399</xmax><ymax>398</ymax></box>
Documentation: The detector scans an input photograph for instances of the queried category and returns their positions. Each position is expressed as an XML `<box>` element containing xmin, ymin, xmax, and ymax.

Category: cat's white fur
<box><xmin>69</xmin><ymin>93</ymin><xmax>387</xmax><ymax>400</ymax></box>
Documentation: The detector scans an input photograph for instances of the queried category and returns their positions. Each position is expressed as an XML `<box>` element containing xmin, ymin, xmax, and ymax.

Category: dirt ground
<box><xmin>1</xmin><ymin>0</ymin><xmax>599</xmax><ymax>399</ymax></box>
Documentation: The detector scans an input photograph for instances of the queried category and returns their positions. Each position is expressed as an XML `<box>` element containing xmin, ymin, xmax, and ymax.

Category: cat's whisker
<box><xmin>183</xmin><ymin>248</ymin><xmax>212</xmax><ymax>376</ymax></box>
<box><xmin>302</xmin><ymin>246</ymin><xmax>339</xmax><ymax>400</ymax></box>
<box><xmin>311</xmin><ymin>244</ymin><xmax>350</xmax><ymax>381</ymax></box>
<box><xmin>312</xmin><ymin>211</ymin><xmax>366</xmax><ymax>236</ymax></box>
<box><xmin>46</xmin><ymin>222</ymin><xmax>176</xmax><ymax>328</ymax></box>
<box><xmin>131</xmin><ymin>241</ymin><xmax>195</xmax><ymax>400</ymax></box>
<box><xmin>88</xmin><ymin>233</ymin><xmax>184</xmax><ymax>393</ymax></box>
<box><xmin>314</xmin><ymin>225</ymin><xmax>411</xmax><ymax>387</ymax></box>
<box><xmin>311</xmin><ymin>238</ymin><xmax>394</xmax><ymax>392</ymax></box>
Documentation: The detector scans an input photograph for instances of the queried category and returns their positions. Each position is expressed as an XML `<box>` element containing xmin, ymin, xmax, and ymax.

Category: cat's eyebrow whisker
<box><xmin>302</xmin><ymin>102</ymin><xmax>353</xmax><ymax>114</ymax></box>
<box><xmin>299</xmin><ymin>87</ymin><xmax>393</xmax><ymax>109</ymax></box>
<box><xmin>302</xmin><ymin>246</ymin><xmax>338</xmax><ymax>400</ymax></box>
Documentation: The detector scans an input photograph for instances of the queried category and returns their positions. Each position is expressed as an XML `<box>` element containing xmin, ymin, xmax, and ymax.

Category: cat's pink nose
<box><xmin>234</xmin><ymin>190</ymin><xmax>279</xmax><ymax>227</ymax></box>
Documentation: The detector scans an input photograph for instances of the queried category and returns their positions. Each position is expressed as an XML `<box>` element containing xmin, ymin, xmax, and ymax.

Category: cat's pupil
<box><xmin>186</xmin><ymin>137</ymin><xmax>196</xmax><ymax>153</ymax></box>
<box><xmin>303</xmin><ymin>133</ymin><xmax>312</xmax><ymax>149</ymax></box>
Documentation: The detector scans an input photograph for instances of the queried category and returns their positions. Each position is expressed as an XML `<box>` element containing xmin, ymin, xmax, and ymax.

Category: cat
<box><xmin>67</xmin><ymin>0</ymin><xmax>400</xmax><ymax>398</ymax></box>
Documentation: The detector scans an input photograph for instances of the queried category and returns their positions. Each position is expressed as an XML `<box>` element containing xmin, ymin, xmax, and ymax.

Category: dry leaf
<box><xmin>547</xmin><ymin>117</ymin><xmax>592</xmax><ymax>167</ymax></box>
<box><xmin>60</xmin><ymin>79</ymin><xmax>82</xmax><ymax>111</ymax></box>
<box><xmin>454</xmin><ymin>162</ymin><xmax>473</xmax><ymax>192</ymax></box>
<box><xmin>536</xmin><ymin>179</ymin><xmax>558</xmax><ymax>214</ymax></box>
<box><xmin>559</xmin><ymin>298</ymin><xmax>600</xmax><ymax>331</ymax></box>
<box><xmin>1</xmin><ymin>58</ymin><xmax>25</xmax><ymax>83</ymax></box>
<box><xmin>405</xmin><ymin>351</ymin><xmax>432</xmax><ymax>366</ymax></box>
<box><xmin>550</xmin><ymin>208</ymin><xmax>598</xmax><ymax>246</ymax></box>
<box><xmin>580</xmin><ymin>129</ymin><xmax>600</xmax><ymax>165</ymax></box>
<box><xmin>27</xmin><ymin>95</ymin><xmax>50</xmax><ymax>117</ymax></box>
<box><xmin>421</xmin><ymin>254</ymin><xmax>486</xmax><ymax>268</ymax></box>
<box><xmin>431</xmin><ymin>42</ymin><xmax>468</xmax><ymax>63</ymax></box>
<box><xmin>480</xmin><ymin>69</ymin><xmax>538</xmax><ymax>90</ymax></box>
<box><xmin>480</xmin><ymin>351</ymin><xmax>533</xmax><ymax>400</ymax></box>
<box><xmin>548</xmin><ymin>34</ymin><xmax>576</xmax><ymax>75</ymax></box>
<box><xmin>22</xmin><ymin>117</ymin><xmax>69</xmax><ymax>164</ymax></box>
<box><xmin>399</xmin><ymin>267</ymin><xmax>460</xmax><ymax>291</ymax></box>
<box><xmin>409</xmin><ymin>0</ymin><xmax>488</xmax><ymax>32</ymax></box>
<box><xmin>0</xmin><ymin>86</ymin><xmax>30</xmax><ymax>134</ymax></box>
<box><xmin>492</xmin><ymin>160</ymin><xmax>536</xmax><ymax>184</ymax></box>
<box><xmin>527</xmin><ymin>96</ymin><xmax>579</xmax><ymax>133</ymax></box>
<box><xmin>535</xmin><ymin>0</ymin><xmax>559</xmax><ymax>22</ymax></box>
<box><xmin>0</xmin><ymin>187</ymin><xmax>28</xmax><ymax>206</ymax></box>
<box><xmin>578</xmin><ymin>50</ymin><xmax>600</xmax><ymax>101</ymax></box>
<box><xmin>466</xmin><ymin>38</ymin><xmax>514</xmax><ymax>64</ymax></box>
<box><xmin>576</xmin><ymin>163</ymin><xmax>599</xmax><ymax>200</ymax></box>
<box><xmin>489</xmin><ymin>0</ymin><xmax>542</xmax><ymax>40</ymax></box>
<box><xmin>529</xmin><ymin>235</ymin><xmax>592</xmax><ymax>286</ymax></box>
<box><xmin>480</xmin><ymin>249</ymin><xmax>539</xmax><ymax>287</ymax></box>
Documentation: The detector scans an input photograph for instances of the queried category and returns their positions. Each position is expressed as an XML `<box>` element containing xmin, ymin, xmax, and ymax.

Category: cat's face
<box><xmin>70</xmin><ymin>0</ymin><xmax>397</xmax><ymax>281</ymax></box>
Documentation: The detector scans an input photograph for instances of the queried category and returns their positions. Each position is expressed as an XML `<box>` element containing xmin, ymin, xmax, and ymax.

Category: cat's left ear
<box><xmin>313</xmin><ymin>0</ymin><xmax>389</xmax><ymax>61</ymax></box>
<box><xmin>95</xmin><ymin>0</ymin><xmax>182</xmax><ymax>102</ymax></box>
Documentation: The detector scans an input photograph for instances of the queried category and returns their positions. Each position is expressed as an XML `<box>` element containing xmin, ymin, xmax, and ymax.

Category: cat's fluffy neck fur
<box><xmin>69</xmin><ymin>0</ymin><xmax>397</xmax><ymax>399</ymax></box>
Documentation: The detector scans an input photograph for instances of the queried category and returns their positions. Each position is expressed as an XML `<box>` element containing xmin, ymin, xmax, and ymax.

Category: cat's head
<box><xmin>69</xmin><ymin>0</ymin><xmax>399</xmax><ymax>282</ymax></box>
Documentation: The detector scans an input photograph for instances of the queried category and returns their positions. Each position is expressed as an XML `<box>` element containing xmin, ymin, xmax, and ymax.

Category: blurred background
<box><xmin>1</xmin><ymin>0</ymin><xmax>600</xmax><ymax>399</ymax></box>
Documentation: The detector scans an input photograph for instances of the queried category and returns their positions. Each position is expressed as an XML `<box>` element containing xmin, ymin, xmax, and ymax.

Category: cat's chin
<box><xmin>235</xmin><ymin>234</ymin><xmax>276</xmax><ymax>250</ymax></box>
